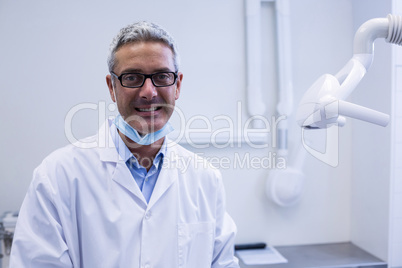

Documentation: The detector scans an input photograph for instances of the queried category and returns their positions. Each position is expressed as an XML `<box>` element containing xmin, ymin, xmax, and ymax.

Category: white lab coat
<box><xmin>10</xmin><ymin>120</ymin><xmax>239</xmax><ymax>268</ymax></box>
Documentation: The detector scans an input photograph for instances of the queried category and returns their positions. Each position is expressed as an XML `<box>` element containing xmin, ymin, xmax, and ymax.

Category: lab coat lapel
<box><xmin>97</xmin><ymin>123</ymin><xmax>179</xmax><ymax>207</ymax></box>
<box><xmin>111</xmin><ymin>161</ymin><xmax>147</xmax><ymax>205</ymax></box>
<box><xmin>147</xmin><ymin>142</ymin><xmax>179</xmax><ymax>209</ymax></box>
<box><xmin>97</xmin><ymin>119</ymin><xmax>147</xmax><ymax>205</ymax></box>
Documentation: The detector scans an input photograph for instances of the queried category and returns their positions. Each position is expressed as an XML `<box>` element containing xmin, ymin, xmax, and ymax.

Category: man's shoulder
<box><xmin>46</xmin><ymin>135</ymin><xmax>98</xmax><ymax>160</ymax></box>
<box><xmin>37</xmin><ymin>133</ymin><xmax>113</xmax><ymax>175</ymax></box>
<box><xmin>165</xmin><ymin>139</ymin><xmax>221</xmax><ymax>177</ymax></box>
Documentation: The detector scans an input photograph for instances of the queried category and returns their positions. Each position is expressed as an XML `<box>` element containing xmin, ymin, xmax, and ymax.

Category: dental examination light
<box><xmin>297</xmin><ymin>14</ymin><xmax>402</xmax><ymax>129</ymax></box>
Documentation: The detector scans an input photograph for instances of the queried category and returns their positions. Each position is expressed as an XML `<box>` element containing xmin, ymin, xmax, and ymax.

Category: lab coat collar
<box><xmin>96</xmin><ymin>119</ymin><xmax>180</xmax><ymax>208</ymax></box>
<box><xmin>97</xmin><ymin>119</ymin><xmax>120</xmax><ymax>163</ymax></box>
<box><xmin>94</xmin><ymin>119</ymin><xmax>146</xmax><ymax>205</ymax></box>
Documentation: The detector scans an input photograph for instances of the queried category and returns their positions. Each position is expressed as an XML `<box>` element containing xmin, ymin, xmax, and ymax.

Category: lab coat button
<box><xmin>144</xmin><ymin>264</ymin><xmax>151</xmax><ymax>268</ymax></box>
<box><xmin>145</xmin><ymin>211</ymin><xmax>151</xmax><ymax>220</ymax></box>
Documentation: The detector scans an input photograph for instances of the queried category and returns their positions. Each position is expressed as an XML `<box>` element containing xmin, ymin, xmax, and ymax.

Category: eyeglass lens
<box><xmin>121</xmin><ymin>72</ymin><xmax>175</xmax><ymax>87</ymax></box>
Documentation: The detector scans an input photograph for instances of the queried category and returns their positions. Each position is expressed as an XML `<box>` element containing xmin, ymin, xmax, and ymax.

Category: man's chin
<box><xmin>134</xmin><ymin>124</ymin><xmax>165</xmax><ymax>135</ymax></box>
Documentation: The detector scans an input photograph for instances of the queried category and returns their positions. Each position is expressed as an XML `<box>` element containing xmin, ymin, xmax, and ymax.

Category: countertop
<box><xmin>237</xmin><ymin>242</ymin><xmax>387</xmax><ymax>268</ymax></box>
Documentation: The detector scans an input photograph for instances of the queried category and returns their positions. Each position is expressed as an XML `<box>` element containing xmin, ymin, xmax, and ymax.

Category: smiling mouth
<box><xmin>136</xmin><ymin>106</ymin><xmax>162</xmax><ymax>112</ymax></box>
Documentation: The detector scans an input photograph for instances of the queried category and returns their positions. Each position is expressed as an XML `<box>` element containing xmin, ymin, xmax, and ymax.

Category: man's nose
<box><xmin>139</xmin><ymin>77</ymin><xmax>157</xmax><ymax>100</ymax></box>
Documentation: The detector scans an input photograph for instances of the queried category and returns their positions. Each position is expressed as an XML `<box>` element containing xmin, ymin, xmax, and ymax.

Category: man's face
<box><xmin>106</xmin><ymin>41</ymin><xmax>183</xmax><ymax>135</ymax></box>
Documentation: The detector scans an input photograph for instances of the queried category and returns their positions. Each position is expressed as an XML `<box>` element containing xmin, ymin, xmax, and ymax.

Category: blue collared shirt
<box><xmin>110</xmin><ymin>123</ymin><xmax>166</xmax><ymax>203</ymax></box>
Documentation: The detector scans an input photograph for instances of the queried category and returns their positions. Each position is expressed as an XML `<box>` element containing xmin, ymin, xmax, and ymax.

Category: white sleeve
<box><xmin>211</xmin><ymin>171</ymin><xmax>240</xmax><ymax>268</ymax></box>
<box><xmin>9</xmin><ymin>165</ymin><xmax>73</xmax><ymax>268</ymax></box>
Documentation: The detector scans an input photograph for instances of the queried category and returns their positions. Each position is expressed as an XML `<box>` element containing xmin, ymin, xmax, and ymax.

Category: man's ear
<box><xmin>175</xmin><ymin>72</ymin><xmax>183</xmax><ymax>100</ymax></box>
<box><xmin>106</xmin><ymin>74</ymin><xmax>116</xmax><ymax>102</ymax></box>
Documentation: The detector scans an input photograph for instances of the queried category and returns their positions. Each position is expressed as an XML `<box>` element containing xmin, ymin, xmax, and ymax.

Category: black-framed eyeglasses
<box><xmin>111</xmin><ymin>71</ymin><xmax>178</xmax><ymax>88</ymax></box>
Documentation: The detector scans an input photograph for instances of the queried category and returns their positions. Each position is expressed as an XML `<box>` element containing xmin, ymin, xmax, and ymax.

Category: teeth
<box><xmin>138</xmin><ymin>107</ymin><xmax>158</xmax><ymax>112</ymax></box>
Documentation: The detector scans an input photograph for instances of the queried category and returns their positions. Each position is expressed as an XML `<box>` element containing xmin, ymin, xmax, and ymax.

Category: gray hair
<box><xmin>107</xmin><ymin>21</ymin><xmax>180</xmax><ymax>73</ymax></box>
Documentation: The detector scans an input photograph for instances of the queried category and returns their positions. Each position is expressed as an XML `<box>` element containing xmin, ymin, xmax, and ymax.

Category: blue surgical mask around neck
<box><xmin>113</xmin><ymin>114</ymin><xmax>174</xmax><ymax>145</ymax></box>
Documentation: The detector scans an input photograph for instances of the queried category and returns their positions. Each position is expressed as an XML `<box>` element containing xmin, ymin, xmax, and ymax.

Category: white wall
<box><xmin>1</xmin><ymin>0</ymin><xmax>393</xmax><ymax>252</ymax></box>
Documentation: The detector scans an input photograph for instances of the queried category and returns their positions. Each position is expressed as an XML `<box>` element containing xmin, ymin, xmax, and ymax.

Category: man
<box><xmin>10</xmin><ymin>21</ymin><xmax>239</xmax><ymax>267</ymax></box>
